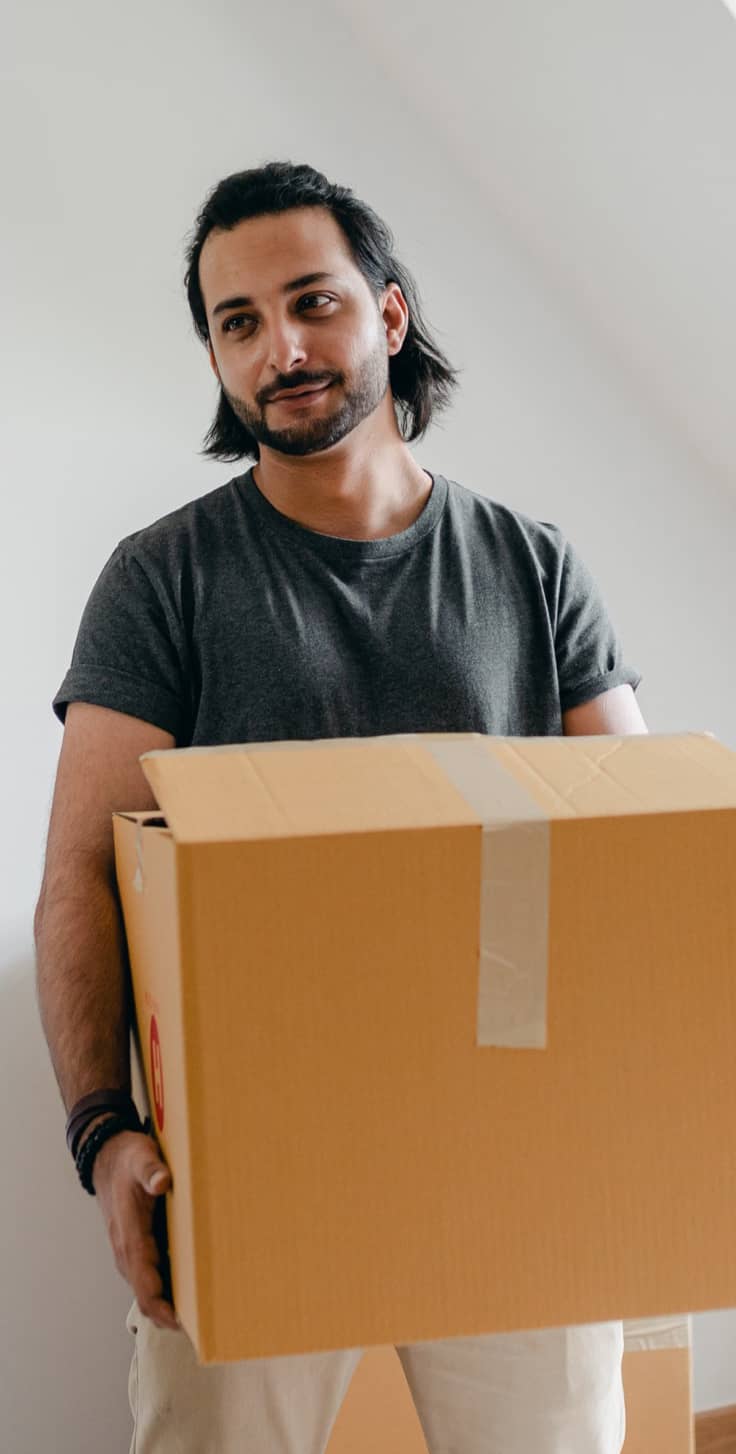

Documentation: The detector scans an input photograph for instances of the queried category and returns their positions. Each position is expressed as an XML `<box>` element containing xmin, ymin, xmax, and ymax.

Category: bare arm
<box><xmin>35</xmin><ymin>862</ymin><xmax>134</xmax><ymax>1112</ymax></box>
<box><xmin>562</xmin><ymin>682</ymin><xmax>648</xmax><ymax>736</ymax></box>
<box><xmin>34</xmin><ymin>701</ymin><xmax>175</xmax><ymax>1112</ymax></box>
<box><xmin>34</xmin><ymin>701</ymin><xmax>181</xmax><ymax>1330</ymax></box>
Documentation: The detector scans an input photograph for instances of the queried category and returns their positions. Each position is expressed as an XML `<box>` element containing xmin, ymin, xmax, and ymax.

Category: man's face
<box><xmin>199</xmin><ymin>207</ymin><xmax>399</xmax><ymax>459</ymax></box>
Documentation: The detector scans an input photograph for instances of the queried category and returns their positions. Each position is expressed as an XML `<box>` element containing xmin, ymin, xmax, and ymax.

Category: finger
<box><xmin>131</xmin><ymin>1257</ymin><xmax>180</xmax><ymax>1330</ymax></box>
<box><xmin>142</xmin><ymin>1299</ymin><xmax>180</xmax><ymax>1332</ymax></box>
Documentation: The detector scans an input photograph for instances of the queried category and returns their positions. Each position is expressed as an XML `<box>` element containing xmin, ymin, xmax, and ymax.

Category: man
<box><xmin>35</xmin><ymin>160</ymin><xmax>647</xmax><ymax>1454</ymax></box>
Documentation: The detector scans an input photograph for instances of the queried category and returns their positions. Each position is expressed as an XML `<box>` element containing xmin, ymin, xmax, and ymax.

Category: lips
<box><xmin>272</xmin><ymin>382</ymin><xmax>330</xmax><ymax>402</ymax></box>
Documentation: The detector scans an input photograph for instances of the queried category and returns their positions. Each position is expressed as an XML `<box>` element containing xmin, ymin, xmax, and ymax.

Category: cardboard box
<box><xmin>620</xmin><ymin>1317</ymin><xmax>693</xmax><ymax>1454</ymax></box>
<box><xmin>323</xmin><ymin>1316</ymin><xmax>693</xmax><ymax>1454</ymax></box>
<box><xmin>113</xmin><ymin>732</ymin><xmax>736</xmax><ymax>1365</ymax></box>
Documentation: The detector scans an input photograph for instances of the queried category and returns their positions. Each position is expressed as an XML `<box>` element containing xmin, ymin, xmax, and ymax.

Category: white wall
<box><xmin>335</xmin><ymin>0</ymin><xmax>736</xmax><ymax>493</ymax></box>
<box><xmin>4</xmin><ymin>0</ymin><xmax>736</xmax><ymax>1447</ymax></box>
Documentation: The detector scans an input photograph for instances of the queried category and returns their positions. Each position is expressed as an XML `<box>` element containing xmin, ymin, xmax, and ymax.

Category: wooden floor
<box><xmin>696</xmin><ymin>1406</ymin><xmax>736</xmax><ymax>1453</ymax></box>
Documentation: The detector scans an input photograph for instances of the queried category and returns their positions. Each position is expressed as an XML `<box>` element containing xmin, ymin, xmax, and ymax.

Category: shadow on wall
<box><xmin>1</xmin><ymin>936</ymin><xmax>135</xmax><ymax>1454</ymax></box>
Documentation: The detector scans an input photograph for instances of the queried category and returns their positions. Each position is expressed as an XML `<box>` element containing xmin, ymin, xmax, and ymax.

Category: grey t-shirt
<box><xmin>52</xmin><ymin>469</ymin><xmax>641</xmax><ymax>744</ymax></box>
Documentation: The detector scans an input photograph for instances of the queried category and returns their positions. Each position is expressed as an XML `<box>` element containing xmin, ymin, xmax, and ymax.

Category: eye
<box><xmin>222</xmin><ymin>294</ymin><xmax>334</xmax><ymax>334</ymax></box>
<box><xmin>300</xmin><ymin>293</ymin><xmax>333</xmax><ymax>310</ymax></box>
<box><xmin>222</xmin><ymin>314</ymin><xmax>248</xmax><ymax>334</ymax></box>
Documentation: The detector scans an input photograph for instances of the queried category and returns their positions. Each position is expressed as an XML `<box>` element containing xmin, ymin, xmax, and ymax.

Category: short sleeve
<box><xmin>52</xmin><ymin>543</ymin><xmax>189</xmax><ymax>738</ymax></box>
<box><xmin>554</xmin><ymin>534</ymin><xmax>642</xmax><ymax>713</ymax></box>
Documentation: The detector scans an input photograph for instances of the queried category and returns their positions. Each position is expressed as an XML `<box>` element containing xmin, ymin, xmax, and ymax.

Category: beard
<box><xmin>220</xmin><ymin>336</ymin><xmax>392</xmax><ymax>460</ymax></box>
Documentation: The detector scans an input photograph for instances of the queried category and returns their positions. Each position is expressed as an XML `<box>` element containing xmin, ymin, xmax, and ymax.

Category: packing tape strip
<box><xmin>423</xmin><ymin>739</ymin><xmax>551</xmax><ymax>1049</ymax></box>
<box><xmin>622</xmin><ymin>1314</ymin><xmax>692</xmax><ymax>1351</ymax></box>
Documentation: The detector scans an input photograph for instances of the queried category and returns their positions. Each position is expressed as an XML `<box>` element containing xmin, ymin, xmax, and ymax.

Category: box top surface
<box><xmin>130</xmin><ymin>731</ymin><xmax>736</xmax><ymax>845</ymax></box>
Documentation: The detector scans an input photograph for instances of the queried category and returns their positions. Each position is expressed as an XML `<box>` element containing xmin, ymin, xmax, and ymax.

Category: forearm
<box><xmin>33</xmin><ymin>865</ymin><xmax>132</xmax><ymax>1114</ymax></box>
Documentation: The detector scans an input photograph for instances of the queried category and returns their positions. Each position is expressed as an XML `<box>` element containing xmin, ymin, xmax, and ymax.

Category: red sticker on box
<box><xmin>150</xmin><ymin>1015</ymin><xmax>165</xmax><ymax>1133</ymax></box>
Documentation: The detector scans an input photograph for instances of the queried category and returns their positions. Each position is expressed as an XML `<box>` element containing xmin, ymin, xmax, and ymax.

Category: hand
<box><xmin>89</xmin><ymin>1123</ymin><xmax>180</xmax><ymax>1332</ymax></box>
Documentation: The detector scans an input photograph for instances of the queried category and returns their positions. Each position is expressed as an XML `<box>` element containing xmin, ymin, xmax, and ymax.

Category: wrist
<box><xmin>66</xmin><ymin>1088</ymin><xmax>137</xmax><ymax>1157</ymax></box>
<box><xmin>76</xmin><ymin>1112</ymin><xmax>119</xmax><ymax>1156</ymax></box>
<box><xmin>74</xmin><ymin>1105</ymin><xmax>150</xmax><ymax>1196</ymax></box>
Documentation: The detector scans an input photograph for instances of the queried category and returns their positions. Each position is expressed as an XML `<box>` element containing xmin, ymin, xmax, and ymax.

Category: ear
<box><xmin>207</xmin><ymin>341</ymin><xmax>220</xmax><ymax>381</ymax></box>
<box><xmin>382</xmin><ymin>281</ymin><xmax>409</xmax><ymax>355</ymax></box>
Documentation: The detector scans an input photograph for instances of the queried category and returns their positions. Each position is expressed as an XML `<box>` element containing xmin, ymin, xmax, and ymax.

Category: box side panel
<box><xmin>621</xmin><ymin>1348</ymin><xmax>693</xmax><ymax>1454</ymax></box>
<box><xmin>182</xmin><ymin>824</ymin><xmax>482</xmax><ymax>1362</ymax></box>
<box><xmin>112</xmin><ymin>816</ymin><xmax>199</xmax><ymax>1345</ymax></box>
<box><xmin>536</xmin><ymin>812</ymin><xmax>736</xmax><ymax>1330</ymax></box>
<box><xmin>174</xmin><ymin>808</ymin><xmax>736</xmax><ymax>1362</ymax></box>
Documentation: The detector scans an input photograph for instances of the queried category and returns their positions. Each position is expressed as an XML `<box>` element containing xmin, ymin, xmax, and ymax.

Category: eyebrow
<box><xmin>211</xmin><ymin>272</ymin><xmax>341</xmax><ymax>318</ymax></box>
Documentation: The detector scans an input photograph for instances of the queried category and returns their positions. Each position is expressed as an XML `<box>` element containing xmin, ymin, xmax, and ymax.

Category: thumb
<box><xmin>143</xmin><ymin>1162</ymin><xmax>171</xmax><ymax>1195</ymax></box>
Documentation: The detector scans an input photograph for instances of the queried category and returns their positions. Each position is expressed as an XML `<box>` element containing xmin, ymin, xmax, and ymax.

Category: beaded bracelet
<box><xmin>76</xmin><ymin>1109</ymin><xmax>151</xmax><ymax>1195</ymax></box>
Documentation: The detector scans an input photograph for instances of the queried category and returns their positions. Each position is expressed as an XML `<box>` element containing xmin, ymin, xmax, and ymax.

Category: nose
<box><xmin>262</xmin><ymin>323</ymin><xmax>312</xmax><ymax>398</ymax></box>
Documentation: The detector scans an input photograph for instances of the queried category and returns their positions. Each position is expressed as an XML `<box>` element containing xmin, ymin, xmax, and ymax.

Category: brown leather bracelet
<box><xmin>66</xmin><ymin>1088</ymin><xmax>137</xmax><ymax>1157</ymax></box>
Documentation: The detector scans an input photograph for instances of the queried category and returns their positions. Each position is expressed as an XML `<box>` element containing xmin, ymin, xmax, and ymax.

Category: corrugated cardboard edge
<box><xmin>112</xmin><ymin>815</ymin><xmax>211</xmax><ymax>1358</ymax></box>
<box><xmin>172</xmin><ymin>843</ymin><xmax>218</xmax><ymax>1360</ymax></box>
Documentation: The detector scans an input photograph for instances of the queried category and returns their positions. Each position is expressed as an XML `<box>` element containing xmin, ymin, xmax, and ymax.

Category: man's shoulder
<box><xmin>445</xmin><ymin>477</ymin><xmax>566</xmax><ymax>559</ymax></box>
<box><xmin>116</xmin><ymin>474</ymin><xmax>245</xmax><ymax>567</ymax></box>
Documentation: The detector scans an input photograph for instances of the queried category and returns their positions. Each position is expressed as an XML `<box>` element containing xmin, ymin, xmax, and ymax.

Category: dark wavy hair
<box><xmin>183</xmin><ymin>160</ymin><xmax>463</xmax><ymax>462</ymax></box>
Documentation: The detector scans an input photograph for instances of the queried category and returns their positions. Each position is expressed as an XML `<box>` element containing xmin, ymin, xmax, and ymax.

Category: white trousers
<box><xmin>126</xmin><ymin>1300</ymin><xmax>625</xmax><ymax>1454</ymax></box>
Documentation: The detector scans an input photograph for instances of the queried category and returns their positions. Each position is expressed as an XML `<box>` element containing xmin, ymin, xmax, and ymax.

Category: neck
<box><xmin>251</xmin><ymin>450</ymin><xmax>432</xmax><ymax>540</ymax></box>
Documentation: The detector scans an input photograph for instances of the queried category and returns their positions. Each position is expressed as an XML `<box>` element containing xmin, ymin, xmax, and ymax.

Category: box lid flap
<box><xmin>138</xmin><ymin>731</ymin><xmax>736</xmax><ymax>844</ymax></box>
<box><xmin>138</xmin><ymin>736</ymin><xmax>484</xmax><ymax>844</ymax></box>
<box><xmin>484</xmin><ymin>730</ymin><xmax>736</xmax><ymax>817</ymax></box>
